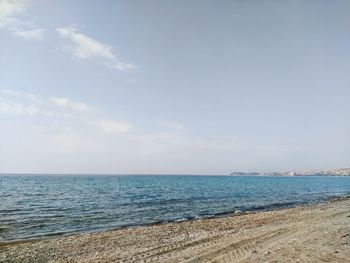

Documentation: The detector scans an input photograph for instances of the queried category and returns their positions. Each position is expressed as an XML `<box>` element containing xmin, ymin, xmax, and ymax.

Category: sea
<box><xmin>1</xmin><ymin>174</ymin><xmax>350</xmax><ymax>242</ymax></box>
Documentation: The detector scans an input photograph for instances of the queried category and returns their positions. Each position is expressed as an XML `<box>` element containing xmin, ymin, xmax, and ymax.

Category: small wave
<box><xmin>1</xmin><ymin>175</ymin><xmax>350</xmax><ymax>242</ymax></box>
<box><xmin>174</xmin><ymin>218</ymin><xmax>187</xmax><ymax>222</ymax></box>
<box><xmin>0</xmin><ymin>209</ymin><xmax>23</xmax><ymax>213</ymax></box>
<box><xmin>0</xmin><ymin>227</ymin><xmax>9</xmax><ymax>233</ymax></box>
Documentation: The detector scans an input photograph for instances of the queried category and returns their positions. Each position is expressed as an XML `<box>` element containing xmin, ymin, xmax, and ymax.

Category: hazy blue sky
<box><xmin>1</xmin><ymin>0</ymin><xmax>349</xmax><ymax>174</ymax></box>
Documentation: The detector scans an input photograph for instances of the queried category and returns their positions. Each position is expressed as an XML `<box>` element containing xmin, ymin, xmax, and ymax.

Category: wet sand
<box><xmin>1</xmin><ymin>198</ymin><xmax>350</xmax><ymax>262</ymax></box>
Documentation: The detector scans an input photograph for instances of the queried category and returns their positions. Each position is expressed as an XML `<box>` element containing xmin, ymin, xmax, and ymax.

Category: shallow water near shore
<box><xmin>1</xmin><ymin>174</ymin><xmax>350</xmax><ymax>242</ymax></box>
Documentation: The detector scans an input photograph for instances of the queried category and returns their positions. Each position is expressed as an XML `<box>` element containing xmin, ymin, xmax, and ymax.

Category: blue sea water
<box><xmin>1</xmin><ymin>175</ymin><xmax>350</xmax><ymax>242</ymax></box>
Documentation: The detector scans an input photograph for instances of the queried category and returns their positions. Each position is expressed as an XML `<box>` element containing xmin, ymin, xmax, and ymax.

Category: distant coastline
<box><xmin>230</xmin><ymin>167</ymin><xmax>350</xmax><ymax>176</ymax></box>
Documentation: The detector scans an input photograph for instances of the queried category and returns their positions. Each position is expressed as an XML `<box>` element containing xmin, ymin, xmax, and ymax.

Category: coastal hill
<box><xmin>230</xmin><ymin>167</ymin><xmax>350</xmax><ymax>176</ymax></box>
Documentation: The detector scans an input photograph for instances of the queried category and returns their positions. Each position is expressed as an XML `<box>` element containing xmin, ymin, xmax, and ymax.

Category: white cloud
<box><xmin>161</xmin><ymin>120</ymin><xmax>185</xmax><ymax>131</ymax></box>
<box><xmin>0</xmin><ymin>90</ymin><xmax>88</xmax><ymax>118</ymax></box>
<box><xmin>0</xmin><ymin>88</ymin><xmax>22</xmax><ymax>96</ymax></box>
<box><xmin>14</xmin><ymin>28</ymin><xmax>45</xmax><ymax>40</ymax></box>
<box><xmin>0</xmin><ymin>0</ymin><xmax>45</xmax><ymax>40</ymax></box>
<box><xmin>0</xmin><ymin>0</ymin><xmax>25</xmax><ymax>18</ymax></box>
<box><xmin>0</xmin><ymin>0</ymin><xmax>25</xmax><ymax>31</ymax></box>
<box><xmin>50</xmin><ymin>97</ymin><xmax>89</xmax><ymax>112</ymax></box>
<box><xmin>0</xmin><ymin>89</ymin><xmax>55</xmax><ymax>117</ymax></box>
<box><xmin>0</xmin><ymin>90</ymin><xmax>306</xmax><ymax>174</ymax></box>
<box><xmin>0</xmin><ymin>100</ymin><xmax>55</xmax><ymax>117</ymax></box>
<box><xmin>0</xmin><ymin>100</ymin><xmax>31</xmax><ymax>115</ymax></box>
<box><xmin>1</xmin><ymin>91</ymin><xmax>133</xmax><ymax>136</ymax></box>
<box><xmin>90</xmin><ymin>120</ymin><xmax>132</xmax><ymax>133</ymax></box>
<box><xmin>56</xmin><ymin>25</ymin><xmax>135</xmax><ymax>71</ymax></box>
<box><xmin>132</xmin><ymin>132</ymin><xmax>241</xmax><ymax>153</ymax></box>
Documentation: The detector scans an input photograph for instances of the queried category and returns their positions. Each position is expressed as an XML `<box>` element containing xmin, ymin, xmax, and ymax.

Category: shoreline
<box><xmin>1</xmin><ymin>196</ymin><xmax>350</xmax><ymax>262</ymax></box>
<box><xmin>1</xmin><ymin>194</ymin><xmax>349</xmax><ymax>245</ymax></box>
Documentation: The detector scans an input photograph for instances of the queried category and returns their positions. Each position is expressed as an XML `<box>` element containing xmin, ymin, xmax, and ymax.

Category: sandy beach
<box><xmin>1</xmin><ymin>197</ymin><xmax>349</xmax><ymax>263</ymax></box>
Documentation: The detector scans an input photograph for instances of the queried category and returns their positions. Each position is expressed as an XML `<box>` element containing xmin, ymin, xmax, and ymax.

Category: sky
<box><xmin>1</xmin><ymin>0</ymin><xmax>349</xmax><ymax>174</ymax></box>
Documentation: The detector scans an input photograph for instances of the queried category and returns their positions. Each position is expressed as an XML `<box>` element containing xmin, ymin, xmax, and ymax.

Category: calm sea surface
<box><xmin>1</xmin><ymin>175</ymin><xmax>350</xmax><ymax>242</ymax></box>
